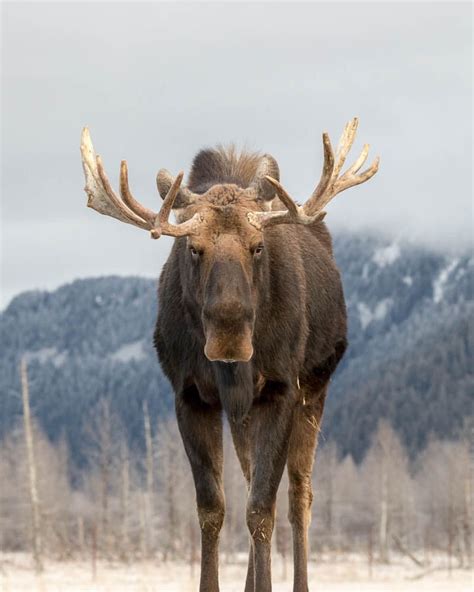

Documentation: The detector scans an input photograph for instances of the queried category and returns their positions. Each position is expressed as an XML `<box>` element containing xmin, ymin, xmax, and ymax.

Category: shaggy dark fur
<box><xmin>153</xmin><ymin>147</ymin><xmax>347</xmax><ymax>592</ymax></box>
<box><xmin>188</xmin><ymin>146</ymin><xmax>271</xmax><ymax>194</ymax></box>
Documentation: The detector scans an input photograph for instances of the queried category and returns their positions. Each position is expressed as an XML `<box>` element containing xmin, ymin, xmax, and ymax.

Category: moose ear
<box><xmin>156</xmin><ymin>169</ymin><xmax>199</xmax><ymax>209</ymax></box>
<box><xmin>250</xmin><ymin>154</ymin><xmax>280</xmax><ymax>201</ymax></box>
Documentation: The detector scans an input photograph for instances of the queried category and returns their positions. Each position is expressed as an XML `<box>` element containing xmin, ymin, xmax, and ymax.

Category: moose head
<box><xmin>80</xmin><ymin>118</ymin><xmax>378</xmax><ymax>364</ymax></box>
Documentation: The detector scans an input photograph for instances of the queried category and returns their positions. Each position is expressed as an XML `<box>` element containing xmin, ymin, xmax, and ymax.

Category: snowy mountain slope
<box><xmin>1</xmin><ymin>234</ymin><xmax>472</xmax><ymax>464</ymax></box>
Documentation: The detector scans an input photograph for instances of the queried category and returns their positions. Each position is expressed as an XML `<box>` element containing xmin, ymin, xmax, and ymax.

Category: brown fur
<box><xmin>188</xmin><ymin>146</ymin><xmax>271</xmax><ymax>194</ymax></box>
<box><xmin>154</xmin><ymin>147</ymin><xmax>347</xmax><ymax>592</ymax></box>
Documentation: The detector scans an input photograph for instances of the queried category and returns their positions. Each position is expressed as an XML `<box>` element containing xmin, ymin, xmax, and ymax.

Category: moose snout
<box><xmin>202</xmin><ymin>304</ymin><xmax>254</xmax><ymax>363</ymax></box>
<box><xmin>202</xmin><ymin>259</ymin><xmax>255</xmax><ymax>363</ymax></box>
<box><xmin>203</xmin><ymin>324</ymin><xmax>254</xmax><ymax>363</ymax></box>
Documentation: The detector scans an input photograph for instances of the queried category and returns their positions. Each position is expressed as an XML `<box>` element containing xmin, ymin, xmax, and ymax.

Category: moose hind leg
<box><xmin>287</xmin><ymin>384</ymin><xmax>327</xmax><ymax>592</ymax></box>
<box><xmin>176</xmin><ymin>386</ymin><xmax>225</xmax><ymax>592</ymax></box>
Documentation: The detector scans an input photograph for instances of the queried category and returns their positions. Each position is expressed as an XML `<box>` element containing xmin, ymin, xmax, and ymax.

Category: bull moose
<box><xmin>80</xmin><ymin>118</ymin><xmax>379</xmax><ymax>591</ymax></box>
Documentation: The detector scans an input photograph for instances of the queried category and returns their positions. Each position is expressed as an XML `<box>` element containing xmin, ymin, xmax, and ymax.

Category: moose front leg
<box><xmin>229</xmin><ymin>418</ymin><xmax>255</xmax><ymax>592</ymax></box>
<box><xmin>175</xmin><ymin>386</ymin><xmax>225</xmax><ymax>592</ymax></box>
<box><xmin>245</xmin><ymin>383</ymin><xmax>296</xmax><ymax>592</ymax></box>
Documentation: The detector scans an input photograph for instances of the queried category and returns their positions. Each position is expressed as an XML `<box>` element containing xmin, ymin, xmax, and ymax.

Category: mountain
<box><xmin>325</xmin><ymin>235</ymin><xmax>473</xmax><ymax>460</ymax></box>
<box><xmin>0</xmin><ymin>277</ymin><xmax>171</xmax><ymax>467</ymax></box>
<box><xmin>1</xmin><ymin>233</ymin><xmax>472</xmax><ymax>465</ymax></box>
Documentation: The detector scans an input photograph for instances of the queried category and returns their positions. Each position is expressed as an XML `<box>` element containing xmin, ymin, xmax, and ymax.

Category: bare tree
<box><xmin>0</xmin><ymin>403</ymin><xmax>470</xmax><ymax>571</ymax></box>
<box><xmin>314</xmin><ymin>442</ymin><xmax>339</xmax><ymax>546</ymax></box>
<box><xmin>416</xmin><ymin>438</ymin><xmax>471</xmax><ymax>569</ymax></box>
<box><xmin>142</xmin><ymin>400</ymin><xmax>155</xmax><ymax>556</ymax></box>
<box><xmin>20</xmin><ymin>357</ymin><xmax>43</xmax><ymax>572</ymax></box>
<box><xmin>119</xmin><ymin>439</ymin><xmax>130</xmax><ymax>561</ymax></box>
<box><xmin>83</xmin><ymin>397</ymin><xmax>123</xmax><ymax>558</ymax></box>
<box><xmin>360</xmin><ymin>420</ymin><xmax>412</xmax><ymax>563</ymax></box>
<box><xmin>155</xmin><ymin>417</ymin><xmax>195</xmax><ymax>560</ymax></box>
<box><xmin>461</xmin><ymin>423</ymin><xmax>473</xmax><ymax>568</ymax></box>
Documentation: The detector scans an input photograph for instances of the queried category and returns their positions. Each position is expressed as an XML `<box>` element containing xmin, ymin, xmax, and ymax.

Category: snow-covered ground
<box><xmin>0</xmin><ymin>553</ymin><xmax>471</xmax><ymax>592</ymax></box>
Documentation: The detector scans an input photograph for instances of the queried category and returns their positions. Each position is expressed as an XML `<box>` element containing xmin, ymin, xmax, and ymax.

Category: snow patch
<box><xmin>402</xmin><ymin>275</ymin><xmax>413</xmax><ymax>286</ymax></box>
<box><xmin>373</xmin><ymin>243</ymin><xmax>400</xmax><ymax>268</ymax></box>
<box><xmin>358</xmin><ymin>298</ymin><xmax>393</xmax><ymax>329</ymax></box>
<box><xmin>110</xmin><ymin>340</ymin><xmax>146</xmax><ymax>362</ymax></box>
<box><xmin>24</xmin><ymin>347</ymin><xmax>67</xmax><ymax>367</ymax></box>
<box><xmin>433</xmin><ymin>259</ymin><xmax>459</xmax><ymax>303</ymax></box>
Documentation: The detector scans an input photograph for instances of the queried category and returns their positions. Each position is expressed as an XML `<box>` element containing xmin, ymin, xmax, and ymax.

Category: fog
<box><xmin>2</xmin><ymin>2</ymin><xmax>472</xmax><ymax>307</ymax></box>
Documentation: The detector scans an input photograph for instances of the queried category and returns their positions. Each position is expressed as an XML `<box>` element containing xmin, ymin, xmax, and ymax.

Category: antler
<box><xmin>80</xmin><ymin>128</ymin><xmax>201</xmax><ymax>239</ymax></box>
<box><xmin>248</xmin><ymin>117</ymin><xmax>379</xmax><ymax>229</ymax></box>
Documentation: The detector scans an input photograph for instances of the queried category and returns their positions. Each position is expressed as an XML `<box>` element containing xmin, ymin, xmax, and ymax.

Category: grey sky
<box><xmin>1</xmin><ymin>2</ymin><xmax>472</xmax><ymax>308</ymax></box>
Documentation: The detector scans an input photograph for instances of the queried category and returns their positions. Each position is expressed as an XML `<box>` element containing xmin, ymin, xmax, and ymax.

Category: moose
<box><xmin>80</xmin><ymin>118</ymin><xmax>379</xmax><ymax>592</ymax></box>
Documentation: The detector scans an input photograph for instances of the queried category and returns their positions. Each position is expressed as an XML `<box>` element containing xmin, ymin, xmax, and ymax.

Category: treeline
<box><xmin>1</xmin><ymin>242</ymin><xmax>472</xmax><ymax>465</ymax></box>
<box><xmin>325</xmin><ymin>298</ymin><xmax>474</xmax><ymax>461</ymax></box>
<box><xmin>1</xmin><ymin>394</ymin><xmax>471</xmax><ymax>570</ymax></box>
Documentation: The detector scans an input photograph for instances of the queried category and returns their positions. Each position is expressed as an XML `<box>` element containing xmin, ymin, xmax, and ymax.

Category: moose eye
<box><xmin>253</xmin><ymin>244</ymin><xmax>264</xmax><ymax>257</ymax></box>
<box><xmin>190</xmin><ymin>246</ymin><xmax>201</xmax><ymax>260</ymax></box>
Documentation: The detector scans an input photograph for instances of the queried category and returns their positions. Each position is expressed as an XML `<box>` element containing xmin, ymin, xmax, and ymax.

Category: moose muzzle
<box><xmin>202</xmin><ymin>260</ymin><xmax>255</xmax><ymax>363</ymax></box>
<box><xmin>204</xmin><ymin>323</ymin><xmax>254</xmax><ymax>363</ymax></box>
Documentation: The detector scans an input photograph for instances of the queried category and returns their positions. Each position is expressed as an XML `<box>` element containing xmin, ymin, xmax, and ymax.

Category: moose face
<box><xmin>183</xmin><ymin>188</ymin><xmax>266</xmax><ymax>363</ymax></box>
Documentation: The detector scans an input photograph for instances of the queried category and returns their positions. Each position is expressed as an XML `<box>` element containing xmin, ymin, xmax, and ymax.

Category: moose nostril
<box><xmin>203</xmin><ymin>332</ymin><xmax>254</xmax><ymax>364</ymax></box>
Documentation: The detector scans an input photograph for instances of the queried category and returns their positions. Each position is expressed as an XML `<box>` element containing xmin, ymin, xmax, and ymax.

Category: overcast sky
<box><xmin>1</xmin><ymin>2</ymin><xmax>472</xmax><ymax>308</ymax></box>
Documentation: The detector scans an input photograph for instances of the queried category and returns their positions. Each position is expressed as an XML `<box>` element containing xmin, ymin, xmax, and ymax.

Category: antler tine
<box><xmin>302</xmin><ymin>117</ymin><xmax>379</xmax><ymax>216</ymax></box>
<box><xmin>119</xmin><ymin>161</ymin><xmax>157</xmax><ymax>226</ymax></box>
<box><xmin>305</xmin><ymin>119</ymin><xmax>360</xmax><ymax>216</ymax></box>
<box><xmin>150</xmin><ymin>173</ymin><xmax>202</xmax><ymax>240</ymax></box>
<box><xmin>247</xmin><ymin>176</ymin><xmax>325</xmax><ymax>230</ymax></box>
<box><xmin>306</xmin><ymin>132</ymin><xmax>335</xmax><ymax>215</ymax></box>
<box><xmin>266</xmin><ymin>177</ymin><xmax>299</xmax><ymax>217</ymax></box>
<box><xmin>81</xmin><ymin>127</ymin><xmax>202</xmax><ymax>240</ymax></box>
<box><xmin>333</xmin><ymin>117</ymin><xmax>359</xmax><ymax>177</ymax></box>
<box><xmin>346</xmin><ymin>143</ymin><xmax>369</xmax><ymax>175</ymax></box>
<box><xmin>246</xmin><ymin>117</ymin><xmax>379</xmax><ymax>231</ymax></box>
<box><xmin>332</xmin><ymin>155</ymin><xmax>380</xmax><ymax>198</ymax></box>
<box><xmin>81</xmin><ymin>128</ymin><xmax>150</xmax><ymax>229</ymax></box>
<box><xmin>154</xmin><ymin>172</ymin><xmax>184</xmax><ymax>234</ymax></box>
